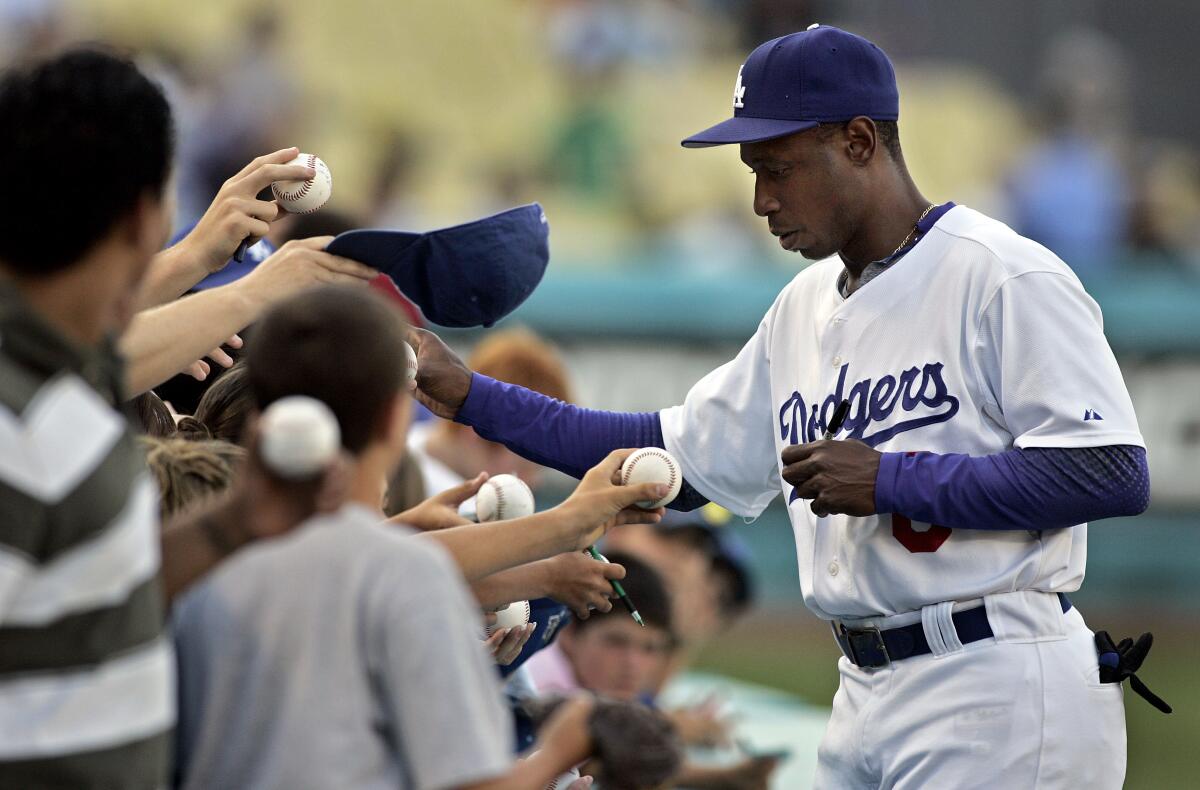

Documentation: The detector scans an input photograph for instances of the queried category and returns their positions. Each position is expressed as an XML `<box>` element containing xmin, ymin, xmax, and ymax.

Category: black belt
<box><xmin>832</xmin><ymin>593</ymin><xmax>1072</xmax><ymax>669</ymax></box>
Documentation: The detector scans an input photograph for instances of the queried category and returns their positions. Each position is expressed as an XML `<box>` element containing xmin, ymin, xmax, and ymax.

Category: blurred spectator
<box><xmin>545</xmin><ymin>82</ymin><xmax>634</xmax><ymax>204</ymax></box>
<box><xmin>1006</xmin><ymin>29</ymin><xmax>1133</xmax><ymax>276</ymax></box>
<box><xmin>177</xmin><ymin>8</ymin><xmax>299</xmax><ymax>222</ymax></box>
<box><xmin>543</xmin><ymin>0</ymin><xmax>700</xmax><ymax>76</ymax></box>
<box><xmin>140</xmin><ymin>436</ymin><xmax>244</xmax><ymax>521</ymax></box>
<box><xmin>0</xmin><ymin>0</ymin><xmax>70</xmax><ymax>65</ymax></box>
<box><xmin>526</xmin><ymin>551</ymin><xmax>675</xmax><ymax>701</ymax></box>
<box><xmin>524</xmin><ymin>549</ymin><xmax>774</xmax><ymax>789</ymax></box>
<box><xmin>410</xmin><ymin>327</ymin><xmax>573</xmax><ymax>494</ymax></box>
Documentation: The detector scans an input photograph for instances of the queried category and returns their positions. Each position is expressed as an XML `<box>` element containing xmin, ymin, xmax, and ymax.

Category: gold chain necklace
<box><xmin>889</xmin><ymin>203</ymin><xmax>936</xmax><ymax>259</ymax></box>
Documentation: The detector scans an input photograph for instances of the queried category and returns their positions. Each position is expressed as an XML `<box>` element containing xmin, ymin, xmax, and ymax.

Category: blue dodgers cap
<box><xmin>327</xmin><ymin>203</ymin><xmax>549</xmax><ymax>328</ymax></box>
<box><xmin>682</xmin><ymin>24</ymin><xmax>899</xmax><ymax>148</ymax></box>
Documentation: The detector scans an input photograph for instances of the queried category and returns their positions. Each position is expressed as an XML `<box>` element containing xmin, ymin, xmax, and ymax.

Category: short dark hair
<box><xmin>574</xmin><ymin>551</ymin><xmax>674</xmax><ymax>638</ymax></box>
<box><xmin>817</xmin><ymin>118</ymin><xmax>902</xmax><ymax>161</ymax></box>
<box><xmin>0</xmin><ymin>47</ymin><xmax>174</xmax><ymax>275</ymax></box>
<box><xmin>246</xmin><ymin>286</ymin><xmax>410</xmax><ymax>454</ymax></box>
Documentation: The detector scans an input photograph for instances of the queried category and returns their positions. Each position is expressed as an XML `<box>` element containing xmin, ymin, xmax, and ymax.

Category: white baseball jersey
<box><xmin>660</xmin><ymin>205</ymin><xmax>1144</xmax><ymax>620</ymax></box>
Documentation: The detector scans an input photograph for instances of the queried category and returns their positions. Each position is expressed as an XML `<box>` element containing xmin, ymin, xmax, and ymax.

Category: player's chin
<box><xmin>792</xmin><ymin>240</ymin><xmax>835</xmax><ymax>260</ymax></box>
<box><xmin>777</xmin><ymin>232</ymin><xmax>829</xmax><ymax>260</ymax></box>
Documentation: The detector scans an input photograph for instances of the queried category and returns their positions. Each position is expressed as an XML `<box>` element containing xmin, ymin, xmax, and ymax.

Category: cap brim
<box><xmin>681</xmin><ymin>116</ymin><xmax>818</xmax><ymax>148</ymax></box>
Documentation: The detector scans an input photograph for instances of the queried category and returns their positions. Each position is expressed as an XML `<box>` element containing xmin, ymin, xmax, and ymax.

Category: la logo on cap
<box><xmin>732</xmin><ymin>64</ymin><xmax>746</xmax><ymax>109</ymax></box>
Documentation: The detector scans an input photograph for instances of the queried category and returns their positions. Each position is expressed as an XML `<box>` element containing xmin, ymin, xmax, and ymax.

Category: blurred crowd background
<box><xmin>7</xmin><ymin>0</ymin><xmax>1198</xmax><ymax>786</ymax></box>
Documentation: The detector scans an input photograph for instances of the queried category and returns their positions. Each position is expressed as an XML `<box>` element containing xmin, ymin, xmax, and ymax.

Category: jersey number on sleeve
<box><xmin>891</xmin><ymin>515</ymin><xmax>952</xmax><ymax>553</ymax></box>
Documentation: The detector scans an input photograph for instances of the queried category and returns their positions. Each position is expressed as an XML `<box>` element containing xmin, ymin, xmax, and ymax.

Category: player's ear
<box><xmin>843</xmin><ymin>117</ymin><xmax>878</xmax><ymax>166</ymax></box>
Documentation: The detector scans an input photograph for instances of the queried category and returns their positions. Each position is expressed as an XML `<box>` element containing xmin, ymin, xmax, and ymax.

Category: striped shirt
<box><xmin>0</xmin><ymin>283</ymin><xmax>171</xmax><ymax>789</ymax></box>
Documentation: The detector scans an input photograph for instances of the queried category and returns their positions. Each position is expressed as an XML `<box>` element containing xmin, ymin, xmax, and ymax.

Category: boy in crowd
<box><xmin>526</xmin><ymin>552</ymin><xmax>676</xmax><ymax>701</ymax></box>
<box><xmin>0</xmin><ymin>48</ymin><xmax>348</xmax><ymax>788</ymax></box>
<box><xmin>173</xmin><ymin>285</ymin><xmax>667</xmax><ymax>789</ymax></box>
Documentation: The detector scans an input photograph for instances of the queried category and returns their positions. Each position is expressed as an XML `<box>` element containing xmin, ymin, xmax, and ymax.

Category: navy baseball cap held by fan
<box><xmin>327</xmin><ymin>203</ymin><xmax>549</xmax><ymax>328</ymax></box>
<box><xmin>681</xmin><ymin>24</ymin><xmax>899</xmax><ymax>148</ymax></box>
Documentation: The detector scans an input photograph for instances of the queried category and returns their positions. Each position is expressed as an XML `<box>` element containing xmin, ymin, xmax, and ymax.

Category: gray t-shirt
<box><xmin>172</xmin><ymin>505</ymin><xmax>513</xmax><ymax>790</ymax></box>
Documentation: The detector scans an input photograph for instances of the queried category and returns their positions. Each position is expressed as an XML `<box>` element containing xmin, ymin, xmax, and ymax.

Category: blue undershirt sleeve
<box><xmin>456</xmin><ymin>374</ymin><xmax>710</xmax><ymax>511</ymax></box>
<box><xmin>874</xmin><ymin>444</ymin><xmax>1149</xmax><ymax>530</ymax></box>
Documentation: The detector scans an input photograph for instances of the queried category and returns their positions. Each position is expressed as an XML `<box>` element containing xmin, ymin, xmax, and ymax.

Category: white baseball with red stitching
<box><xmin>620</xmin><ymin>448</ymin><xmax>682</xmax><ymax>509</ymax></box>
<box><xmin>271</xmin><ymin>153</ymin><xmax>332</xmax><ymax>214</ymax></box>
<box><xmin>485</xmin><ymin>600</ymin><xmax>531</xmax><ymax>637</ymax></box>
<box><xmin>474</xmin><ymin>473</ymin><xmax>535</xmax><ymax>522</ymax></box>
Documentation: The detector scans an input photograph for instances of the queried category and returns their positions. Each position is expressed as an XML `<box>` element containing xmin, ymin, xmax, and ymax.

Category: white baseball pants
<box><xmin>814</xmin><ymin>591</ymin><xmax>1126</xmax><ymax>789</ymax></box>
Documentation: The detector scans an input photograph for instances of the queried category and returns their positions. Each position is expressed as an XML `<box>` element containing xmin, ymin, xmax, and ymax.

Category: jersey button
<box><xmin>831</xmin><ymin>355</ymin><xmax>843</xmax><ymax>368</ymax></box>
<box><xmin>828</xmin><ymin>561</ymin><xmax>839</xmax><ymax>576</ymax></box>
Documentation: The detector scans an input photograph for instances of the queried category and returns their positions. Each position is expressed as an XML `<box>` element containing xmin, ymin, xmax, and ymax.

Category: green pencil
<box><xmin>586</xmin><ymin>546</ymin><xmax>645</xmax><ymax>627</ymax></box>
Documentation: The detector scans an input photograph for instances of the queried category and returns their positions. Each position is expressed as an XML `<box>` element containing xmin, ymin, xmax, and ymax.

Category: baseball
<box><xmin>257</xmin><ymin>396</ymin><xmax>341</xmax><ymax>479</ymax></box>
<box><xmin>545</xmin><ymin>767</ymin><xmax>582</xmax><ymax>789</ymax></box>
<box><xmin>620</xmin><ymin>448</ymin><xmax>682</xmax><ymax>509</ymax></box>
<box><xmin>485</xmin><ymin>600</ymin><xmax>531</xmax><ymax>637</ymax></box>
<box><xmin>403</xmin><ymin>341</ymin><xmax>418</xmax><ymax>385</ymax></box>
<box><xmin>271</xmin><ymin>152</ymin><xmax>332</xmax><ymax>214</ymax></box>
<box><xmin>473</xmin><ymin>473</ymin><xmax>536</xmax><ymax>522</ymax></box>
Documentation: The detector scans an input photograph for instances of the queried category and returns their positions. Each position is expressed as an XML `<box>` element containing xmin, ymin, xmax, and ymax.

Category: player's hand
<box><xmin>390</xmin><ymin>472</ymin><xmax>487</xmax><ymax>531</ymax></box>
<box><xmin>182</xmin><ymin>334</ymin><xmax>243</xmax><ymax>382</ymax></box>
<box><xmin>182</xmin><ymin>147</ymin><xmax>315</xmax><ymax>272</ymax></box>
<box><xmin>236</xmin><ymin>236</ymin><xmax>378</xmax><ymax>308</ymax></box>
<box><xmin>408</xmin><ymin>327</ymin><xmax>473</xmax><ymax>419</ymax></box>
<box><xmin>781</xmin><ymin>439</ymin><xmax>880</xmax><ymax>518</ymax></box>
<box><xmin>545</xmin><ymin>551</ymin><xmax>623</xmax><ymax>619</ymax></box>
<box><xmin>554</xmin><ymin>449</ymin><xmax>668</xmax><ymax>551</ymax></box>
<box><xmin>485</xmin><ymin>623</ymin><xmax>536</xmax><ymax>665</ymax></box>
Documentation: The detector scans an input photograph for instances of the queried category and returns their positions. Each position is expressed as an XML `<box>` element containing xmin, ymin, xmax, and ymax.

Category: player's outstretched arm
<box><xmin>410</xmin><ymin>328</ymin><xmax>710</xmax><ymax>510</ymax></box>
<box><xmin>420</xmin><ymin>449</ymin><xmax>667</xmax><ymax>582</ymax></box>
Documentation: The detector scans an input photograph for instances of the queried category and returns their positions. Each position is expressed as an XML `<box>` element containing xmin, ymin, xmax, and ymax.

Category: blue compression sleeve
<box><xmin>456</xmin><ymin>373</ymin><xmax>710</xmax><ymax>510</ymax></box>
<box><xmin>875</xmin><ymin>445</ymin><xmax>1149</xmax><ymax>531</ymax></box>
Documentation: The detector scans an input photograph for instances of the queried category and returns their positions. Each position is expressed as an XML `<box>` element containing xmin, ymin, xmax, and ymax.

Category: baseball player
<box><xmin>411</xmin><ymin>25</ymin><xmax>1153</xmax><ymax>788</ymax></box>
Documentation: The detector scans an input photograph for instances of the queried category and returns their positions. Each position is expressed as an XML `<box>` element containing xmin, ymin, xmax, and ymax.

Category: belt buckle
<box><xmin>831</xmin><ymin>621</ymin><xmax>891</xmax><ymax>669</ymax></box>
